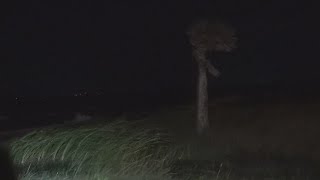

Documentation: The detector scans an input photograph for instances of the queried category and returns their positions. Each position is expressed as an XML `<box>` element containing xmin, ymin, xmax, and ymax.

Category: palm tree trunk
<box><xmin>196</xmin><ymin>62</ymin><xmax>209</xmax><ymax>134</ymax></box>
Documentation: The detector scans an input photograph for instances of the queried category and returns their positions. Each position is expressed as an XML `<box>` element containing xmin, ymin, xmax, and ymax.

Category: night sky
<box><xmin>2</xmin><ymin>1</ymin><xmax>320</xmax><ymax>100</ymax></box>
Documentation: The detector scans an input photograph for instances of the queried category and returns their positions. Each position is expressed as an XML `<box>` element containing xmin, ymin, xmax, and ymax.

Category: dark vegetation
<box><xmin>0</xmin><ymin>145</ymin><xmax>17</xmax><ymax>180</ymax></box>
<box><xmin>2</xmin><ymin>94</ymin><xmax>320</xmax><ymax>179</ymax></box>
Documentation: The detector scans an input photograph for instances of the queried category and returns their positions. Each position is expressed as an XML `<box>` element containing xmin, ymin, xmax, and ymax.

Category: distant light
<box><xmin>15</xmin><ymin>97</ymin><xmax>20</xmax><ymax>104</ymax></box>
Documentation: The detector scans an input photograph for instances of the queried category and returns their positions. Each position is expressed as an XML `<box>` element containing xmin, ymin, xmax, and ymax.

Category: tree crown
<box><xmin>187</xmin><ymin>19</ymin><xmax>237</xmax><ymax>52</ymax></box>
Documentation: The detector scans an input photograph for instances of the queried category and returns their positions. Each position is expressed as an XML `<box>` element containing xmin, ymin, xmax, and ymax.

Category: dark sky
<box><xmin>2</xmin><ymin>0</ymin><xmax>320</xmax><ymax>98</ymax></box>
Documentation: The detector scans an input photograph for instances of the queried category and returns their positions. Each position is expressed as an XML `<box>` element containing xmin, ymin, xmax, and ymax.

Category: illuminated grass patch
<box><xmin>10</xmin><ymin>118</ymin><xmax>189</xmax><ymax>179</ymax></box>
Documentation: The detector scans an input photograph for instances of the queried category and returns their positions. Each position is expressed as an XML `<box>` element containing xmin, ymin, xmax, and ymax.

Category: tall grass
<box><xmin>8</xmin><ymin>106</ymin><xmax>320</xmax><ymax>180</ymax></box>
<box><xmin>10</xmin><ymin>118</ymin><xmax>190</xmax><ymax>179</ymax></box>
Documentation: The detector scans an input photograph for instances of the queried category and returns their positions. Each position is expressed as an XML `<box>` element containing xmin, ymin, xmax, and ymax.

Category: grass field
<box><xmin>6</xmin><ymin>102</ymin><xmax>320</xmax><ymax>179</ymax></box>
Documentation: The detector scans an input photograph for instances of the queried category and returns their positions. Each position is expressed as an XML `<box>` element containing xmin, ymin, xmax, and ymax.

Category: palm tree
<box><xmin>187</xmin><ymin>19</ymin><xmax>237</xmax><ymax>135</ymax></box>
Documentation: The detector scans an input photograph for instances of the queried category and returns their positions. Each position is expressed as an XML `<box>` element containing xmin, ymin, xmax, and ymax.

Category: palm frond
<box><xmin>187</xmin><ymin>19</ymin><xmax>237</xmax><ymax>52</ymax></box>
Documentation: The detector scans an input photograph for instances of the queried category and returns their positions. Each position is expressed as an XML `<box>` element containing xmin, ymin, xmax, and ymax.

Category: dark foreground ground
<box><xmin>1</xmin><ymin>94</ymin><xmax>320</xmax><ymax>179</ymax></box>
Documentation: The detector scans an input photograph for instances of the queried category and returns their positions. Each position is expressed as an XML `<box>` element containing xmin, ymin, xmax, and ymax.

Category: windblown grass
<box><xmin>8</xmin><ymin>104</ymin><xmax>320</xmax><ymax>179</ymax></box>
<box><xmin>10</xmin><ymin>118</ymin><xmax>190</xmax><ymax>179</ymax></box>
